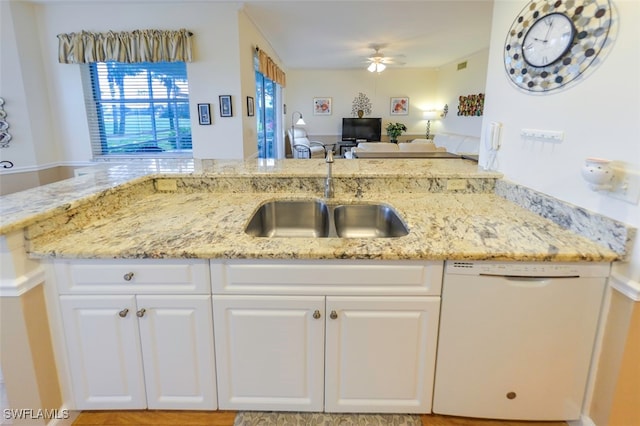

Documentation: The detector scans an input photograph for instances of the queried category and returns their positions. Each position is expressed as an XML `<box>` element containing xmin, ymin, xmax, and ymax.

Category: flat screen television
<box><xmin>341</xmin><ymin>118</ymin><xmax>382</xmax><ymax>142</ymax></box>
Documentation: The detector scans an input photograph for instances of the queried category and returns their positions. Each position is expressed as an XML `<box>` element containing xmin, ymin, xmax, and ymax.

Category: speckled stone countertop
<box><xmin>0</xmin><ymin>158</ymin><xmax>624</xmax><ymax>262</ymax></box>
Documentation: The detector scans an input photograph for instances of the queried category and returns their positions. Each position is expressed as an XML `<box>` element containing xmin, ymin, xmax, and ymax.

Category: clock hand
<box><xmin>544</xmin><ymin>18</ymin><xmax>553</xmax><ymax>41</ymax></box>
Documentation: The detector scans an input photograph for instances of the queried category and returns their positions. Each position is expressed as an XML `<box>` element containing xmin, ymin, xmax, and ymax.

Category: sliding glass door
<box><xmin>255</xmin><ymin>70</ymin><xmax>283</xmax><ymax>159</ymax></box>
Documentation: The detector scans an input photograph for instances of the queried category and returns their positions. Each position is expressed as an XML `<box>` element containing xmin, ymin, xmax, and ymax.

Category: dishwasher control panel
<box><xmin>446</xmin><ymin>261</ymin><xmax>610</xmax><ymax>277</ymax></box>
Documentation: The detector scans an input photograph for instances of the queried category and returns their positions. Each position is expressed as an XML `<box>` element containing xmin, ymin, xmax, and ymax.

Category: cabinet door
<box><xmin>59</xmin><ymin>295</ymin><xmax>146</xmax><ymax>409</ymax></box>
<box><xmin>213</xmin><ymin>295</ymin><xmax>325</xmax><ymax>411</ymax></box>
<box><xmin>136</xmin><ymin>295</ymin><xmax>217</xmax><ymax>410</ymax></box>
<box><xmin>325</xmin><ymin>296</ymin><xmax>440</xmax><ymax>413</ymax></box>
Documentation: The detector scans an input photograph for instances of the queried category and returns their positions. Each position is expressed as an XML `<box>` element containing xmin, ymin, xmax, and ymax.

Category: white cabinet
<box><xmin>55</xmin><ymin>260</ymin><xmax>216</xmax><ymax>410</ymax></box>
<box><xmin>59</xmin><ymin>295</ymin><xmax>145</xmax><ymax>409</ymax></box>
<box><xmin>324</xmin><ymin>296</ymin><xmax>440</xmax><ymax>413</ymax></box>
<box><xmin>213</xmin><ymin>295</ymin><xmax>325</xmax><ymax>411</ymax></box>
<box><xmin>211</xmin><ymin>259</ymin><xmax>443</xmax><ymax>414</ymax></box>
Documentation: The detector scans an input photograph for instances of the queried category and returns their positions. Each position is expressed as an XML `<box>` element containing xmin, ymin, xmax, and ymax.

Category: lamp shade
<box><xmin>423</xmin><ymin>110</ymin><xmax>441</xmax><ymax>120</ymax></box>
<box><xmin>292</xmin><ymin>111</ymin><xmax>305</xmax><ymax>126</ymax></box>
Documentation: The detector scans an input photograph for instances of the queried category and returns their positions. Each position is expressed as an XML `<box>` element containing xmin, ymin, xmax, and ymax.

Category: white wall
<box><xmin>436</xmin><ymin>49</ymin><xmax>490</xmax><ymax>137</ymax></box>
<box><xmin>285</xmin><ymin>51</ymin><xmax>490</xmax><ymax>141</ymax></box>
<box><xmin>483</xmin><ymin>0</ymin><xmax>640</xmax><ymax>275</ymax></box>
<box><xmin>34</xmin><ymin>1</ymin><xmax>253</xmax><ymax>161</ymax></box>
<box><xmin>285</xmin><ymin>68</ymin><xmax>439</xmax><ymax>139</ymax></box>
<box><xmin>0</xmin><ymin>1</ymin><xmax>57</xmax><ymax>169</ymax></box>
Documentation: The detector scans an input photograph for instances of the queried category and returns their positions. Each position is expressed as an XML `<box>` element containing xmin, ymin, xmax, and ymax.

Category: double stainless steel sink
<box><xmin>245</xmin><ymin>199</ymin><xmax>409</xmax><ymax>238</ymax></box>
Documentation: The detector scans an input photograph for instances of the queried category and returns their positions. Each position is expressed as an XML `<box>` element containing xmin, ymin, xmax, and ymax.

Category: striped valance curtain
<box><xmin>57</xmin><ymin>29</ymin><xmax>193</xmax><ymax>64</ymax></box>
<box><xmin>257</xmin><ymin>48</ymin><xmax>286</xmax><ymax>87</ymax></box>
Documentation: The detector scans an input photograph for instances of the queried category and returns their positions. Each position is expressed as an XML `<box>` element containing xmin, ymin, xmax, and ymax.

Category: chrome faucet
<box><xmin>324</xmin><ymin>149</ymin><xmax>334</xmax><ymax>198</ymax></box>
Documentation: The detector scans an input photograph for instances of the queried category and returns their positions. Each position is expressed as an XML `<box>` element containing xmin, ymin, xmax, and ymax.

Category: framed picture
<box><xmin>219</xmin><ymin>95</ymin><xmax>232</xmax><ymax>117</ymax></box>
<box><xmin>390</xmin><ymin>97</ymin><xmax>409</xmax><ymax>115</ymax></box>
<box><xmin>313</xmin><ymin>97</ymin><xmax>332</xmax><ymax>115</ymax></box>
<box><xmin>247</xmin><ymin>96</ymin><xmax>255</xmax><ymax>117</ymax></box>
<box><xmin>197</xmin><ymin>103</ymin><xmax>211</xmax><ymax>125</ymax></box>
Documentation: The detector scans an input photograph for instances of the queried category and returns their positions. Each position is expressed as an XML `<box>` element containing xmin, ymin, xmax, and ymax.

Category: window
<box><xmin>83</xmin><ymin>61</ymin><xmax>192</xmax><ymax>157</ymax></box>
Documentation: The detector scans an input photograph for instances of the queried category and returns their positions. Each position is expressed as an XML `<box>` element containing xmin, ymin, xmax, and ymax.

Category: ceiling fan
<box><xmin>365</xmin><ymin>44</ymin><xmax>404</xmax><ymax>73</ymax></box>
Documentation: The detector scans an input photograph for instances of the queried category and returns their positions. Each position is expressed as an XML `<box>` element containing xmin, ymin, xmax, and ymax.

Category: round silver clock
<box><xmin>504</xmin><ymin>0</ymin><xmax>613</xmax><ymax>92</ymax></box>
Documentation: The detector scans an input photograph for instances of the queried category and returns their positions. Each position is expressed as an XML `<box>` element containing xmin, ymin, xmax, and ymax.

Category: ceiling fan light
<box><xmin>367</xmin><ymin>63</ymin><xmax>376</xmax><ymax>72</ymax></box>
<box><xmin>377</xmin><ymin>63</ymin><xmax>386</xmax><ymax>72</ymax></box>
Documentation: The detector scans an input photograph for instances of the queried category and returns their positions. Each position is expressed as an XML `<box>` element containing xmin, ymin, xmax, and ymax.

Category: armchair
<box><xmin>287</xmin><ymin>128</ymin><xmax>326</xmax><ymax>159</ymax></box>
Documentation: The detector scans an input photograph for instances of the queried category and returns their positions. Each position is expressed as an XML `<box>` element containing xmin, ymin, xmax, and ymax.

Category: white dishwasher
<box><xmin>433</xmin><ymin>261</ymin><xmax>609</xmax><ymax>421</ymax></box>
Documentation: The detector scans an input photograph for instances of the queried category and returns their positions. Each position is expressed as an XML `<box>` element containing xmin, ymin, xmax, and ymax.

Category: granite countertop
<box><xmin>0</xmin><ymin>158</ymin><xmax>496</xmax><ymax>234</ymax></box>
<box><xmin>26</xmin><ymin>190</ymin><xmax>619</xmax><ymax>262</ymax></box>
<box><xmin>0</xmin><ymin>158</ymin><xmax>620</xmax><ymax>263</ymax></box>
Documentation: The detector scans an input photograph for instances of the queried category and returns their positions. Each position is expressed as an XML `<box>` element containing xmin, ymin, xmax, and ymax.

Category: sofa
<box><xmin>346</xmin><ymin>133</ymin><xmax>480</xmax><ymax>158</ymax></box>
<box><xmin>431</xmin><ymin>133</ymin><xmax>480</xmax><ymax>155</ymax></box>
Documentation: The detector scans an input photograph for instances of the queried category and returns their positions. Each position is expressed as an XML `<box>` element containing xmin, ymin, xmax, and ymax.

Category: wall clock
<box><xmin>504</xmin><ymin>0</ymin><xmax>614</xmax><ymax>92</ymax></box>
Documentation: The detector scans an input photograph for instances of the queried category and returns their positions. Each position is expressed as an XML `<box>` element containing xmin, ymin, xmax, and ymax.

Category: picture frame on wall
<box><xmin>197</xmin><ymin>103</ymin><xmax>211</xmax><ymax>125</ymax></box>
<box><xmin>219</xmin><ymin>95</ymin><xmax>232</xmax><ymax>117</ymax></box>
<box><xmin>390</xmin><ymin>97</ymin><xmax>409</xmax><ymax>115</ymax></box>
<box><xmin>247</xmin><ymin>96</ymin><xmax>255</xmax><ymax>117</ymax></box>
<box><xmin>313</xmin><ymin>97</ymin><xmax>332</xmax><ymax>115</ymax></box>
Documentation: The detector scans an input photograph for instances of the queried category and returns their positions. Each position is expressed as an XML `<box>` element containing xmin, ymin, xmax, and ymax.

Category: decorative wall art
<box><xmin>313</xmin><ymin>97</ymin><xmax>332</xmax><ymax>115</ymax></box>
<box><xmin>219</xmin><ymin>95</ymin><xmax>232</xmax><ymax>117</ymax></box>
<box><xmin>390</xmin><ymin>97</ymin><xmax>409</xmax><ymax>115</ymax></box>
<box><xmin>247</xmin><ymin>96</ymin><xmax>255</xmax><ymax>117</ymax></box>
<box><xmin>351</xmin><ymin>92</ymin><xmax>372</xmax><ymax>118</ymax></box>
<box><xmin>197</xmin><ymin>103</ymin><xmax>211</xmax><ymax>125</ymax></box>
<box><xmin>457</xmin><ymin>93</ymin><xmax>485</xmax><ymax>116</ymax></box>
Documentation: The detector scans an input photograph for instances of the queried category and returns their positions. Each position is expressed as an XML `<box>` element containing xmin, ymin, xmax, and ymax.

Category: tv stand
<box><xmin>337</xmin><ymin>140</ymin><xmax>357</xmax><ymax>157</ymax></box>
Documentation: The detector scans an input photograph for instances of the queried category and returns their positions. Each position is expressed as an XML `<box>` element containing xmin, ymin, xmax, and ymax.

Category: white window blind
<box><xmin>82</xmin><ymin>61</ymin><xmax>192</xmax><ymax>157</ymax></box>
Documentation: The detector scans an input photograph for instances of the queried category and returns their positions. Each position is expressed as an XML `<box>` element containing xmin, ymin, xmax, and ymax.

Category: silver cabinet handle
<box><xmin>312</xmin><ymin>310</ymin><xmax>321</xmax><ymax>319</ymax></box>
<box><xmin>136</xmin><ymin>308</ymin><xmax>146</xmax><ymax>318</ymax></box>
<box><xmin>123</xmin><ymin>272</ymin><xmax>134</xmax><ymax>281</ymax></box>
<box><xmin>118</xmin><ymin>308</ymin><xmax>129</xmax><ymax>318</ymax></box>
<box><xmin>330</xmin><ymin>310</ymin><xmax>338</xmax><ymax>320</ymax></box>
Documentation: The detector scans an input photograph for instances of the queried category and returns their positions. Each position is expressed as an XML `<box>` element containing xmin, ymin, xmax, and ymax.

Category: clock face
<box><xmin>522</xmin><ymin>12</ymin><xmax>575</xmax><ymax>67</ymax></box>
<box><xmin>504</xmin><ymin>0</ymin><xmax>614</xmax><ymax>92</ymax></box>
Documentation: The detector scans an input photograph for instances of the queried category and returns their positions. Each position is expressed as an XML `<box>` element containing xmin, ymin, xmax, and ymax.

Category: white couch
<box><xmin>347</xmin><ymin>133</ymin><xmax>479</xmax><ymax>158</ymax></box>
<box><xmin>431</xmin><ymin>133</ymin><xmax>480</xmax><ymax>155</ymax></box>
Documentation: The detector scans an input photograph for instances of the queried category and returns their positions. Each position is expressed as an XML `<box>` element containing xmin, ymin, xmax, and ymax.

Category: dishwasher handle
<box><xmin>480</xmin><ymin>274</ymin><xmax>579</xmax><ymax>288</ymax></box>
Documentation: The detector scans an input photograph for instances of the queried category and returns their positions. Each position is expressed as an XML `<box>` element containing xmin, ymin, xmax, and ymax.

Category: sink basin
<box><xmin>245</xmin><ymin>200</ymin><xmax>330</xmax><ymax>238</ymax></box>
<box><xmin>245</xmin><ymin>200</ymin><xmax>408</xmax><ymax>238</ymax></box>
<box><xmin>334</xmin><ymin>203</ymin><xmax>409</xmax><ymax>238</ymax></box>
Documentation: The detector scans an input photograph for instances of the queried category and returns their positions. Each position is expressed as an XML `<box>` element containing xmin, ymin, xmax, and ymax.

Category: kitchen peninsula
<box><xmin>0</xmin><ymin>158</ymin><xmax>631</xmax><ymax>421</ymax></box>
<box><xmin>0</xmin><ymin>158</ymin><xmax>625</xmax><ymax>261</ymax></box>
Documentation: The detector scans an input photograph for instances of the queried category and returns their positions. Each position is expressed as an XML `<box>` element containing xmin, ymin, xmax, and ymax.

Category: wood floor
<box><xmin>72</xmin><ymin>410</ymin><xmax>568</xmax><ymax>426</ymax></box>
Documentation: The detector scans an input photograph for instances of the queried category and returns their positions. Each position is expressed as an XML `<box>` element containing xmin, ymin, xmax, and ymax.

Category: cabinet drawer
<box><xmin>211</xmin><ymin>260</ymin><xmax>443</xmax><ymax>296</ymax></box>
<box><xmin>54</xmin><ymin>259</ymin><xmax>210</xmax><ymax>294</ymax></box>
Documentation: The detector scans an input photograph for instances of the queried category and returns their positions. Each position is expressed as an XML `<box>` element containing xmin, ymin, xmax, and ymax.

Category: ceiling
<box><xmin>31</xmin><ymin>0</ymin><xmax>495</xmax><ymax>70</ymax></box>
<box><xmin>242</xmin><ymin>0</ymin><xmax>495</xmax><ymax>70</ymax></box>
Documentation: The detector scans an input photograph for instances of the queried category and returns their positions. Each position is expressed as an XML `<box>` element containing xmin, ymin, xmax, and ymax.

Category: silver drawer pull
<box><xmin>118</xmin><ymin>308</ymin><xmax>129</xmax><ymax>318</ymax></box>
<box><xmin>312</xmin><ymin>310</ymin><xmax>321</xmax><ymax>319</ymax></box>
<box><xmin>123</xmin><ymin>272</ymin><xmax>134</xmax><ymax>281</ymax></box>
<box><xmin>136</xmin><ymin>308</ymin><xmax>146</xmax><ymax>318</ymax></box>
<box><xmin>330</xmin><ymin>310</ymin><xmax>338</xmax><ymax>320</ymax></box>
